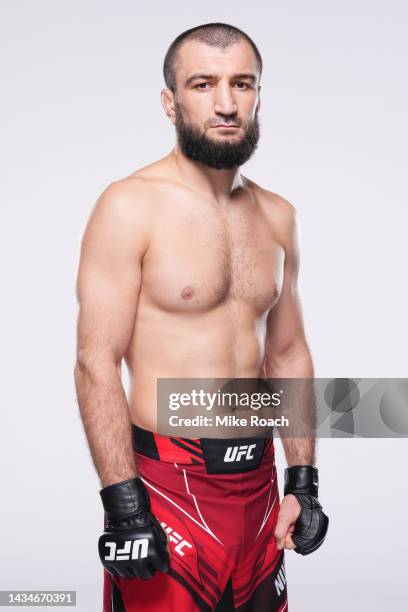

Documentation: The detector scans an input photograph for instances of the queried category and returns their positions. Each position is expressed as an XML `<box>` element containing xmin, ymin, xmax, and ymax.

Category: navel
<box><xmin>181</xmin><ymin>286</ymin><xmax>196</xmax><ymax>300</ymax></box>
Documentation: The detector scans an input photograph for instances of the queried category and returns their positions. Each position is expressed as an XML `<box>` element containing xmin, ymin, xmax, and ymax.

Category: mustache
<box><xmin>205</xmin><ymin>117</ymin><xmax>243</xmax><ymax>128</ymax></box>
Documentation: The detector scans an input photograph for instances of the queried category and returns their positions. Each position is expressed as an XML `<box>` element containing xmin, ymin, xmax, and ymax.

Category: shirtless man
<box><xmin>74</xmin><ymin>23</ymin><xmax>328</xmax><ymax>612</ymax></box>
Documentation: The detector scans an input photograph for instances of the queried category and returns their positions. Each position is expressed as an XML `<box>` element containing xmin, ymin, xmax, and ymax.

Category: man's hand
<box><xmin>274</xmin><ymin>465</ymin><xmax>329</xmax><ymax>555</ymax></box>
<box><xmin>274</xmin><ymin>494</ymin><xmax>301</xmax><ymax>550</ymax></box>
<box><xmin>99</xmin><ymin>477</ymin><xmax>170</xmax><ymax>580</ymax></box>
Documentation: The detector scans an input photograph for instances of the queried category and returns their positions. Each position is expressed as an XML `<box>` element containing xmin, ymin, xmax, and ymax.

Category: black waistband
<box><xmin>132</xmin><ymin>423</ymin><xmax>274</xmax><ymax>474</ymax></box>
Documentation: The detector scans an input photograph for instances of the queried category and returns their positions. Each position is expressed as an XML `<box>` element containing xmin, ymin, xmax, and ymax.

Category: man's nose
<box><xmin>213</xmin><ymin>83</ymin><xmax>238</xmax><ymax>117</ymax></box>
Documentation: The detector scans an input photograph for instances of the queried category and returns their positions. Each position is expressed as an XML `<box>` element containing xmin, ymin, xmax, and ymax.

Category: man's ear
<box><xmin>161</xmin><ymin>88</ymin><xmax>176</xmax><ymax>125</ymax></box>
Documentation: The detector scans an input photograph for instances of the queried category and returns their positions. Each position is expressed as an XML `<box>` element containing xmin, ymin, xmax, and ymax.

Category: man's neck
<box><xmin>170</xmin><ymin>144</ymin><xmax>244</xmax><ymax>202</ymax></box>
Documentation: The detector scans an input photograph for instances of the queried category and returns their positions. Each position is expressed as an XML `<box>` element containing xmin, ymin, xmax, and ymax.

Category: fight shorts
<box><xmin>102</xmin><ymin>424</ymin><xmax>288</xmax><ymax>612</ymax></box>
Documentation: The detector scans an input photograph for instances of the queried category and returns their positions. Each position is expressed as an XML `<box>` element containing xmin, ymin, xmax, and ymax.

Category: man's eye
<box><xmin>235</xmin><ymin>81</ymin><xmax>249</xmax><ymax>89</ymax></box>
<box><xmin>196</xmin><ymin>82</ymin><xmax>210</xmax><ymax>89</ymax></box>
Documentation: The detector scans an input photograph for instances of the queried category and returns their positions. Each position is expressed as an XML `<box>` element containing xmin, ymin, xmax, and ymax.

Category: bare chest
<box><xmin>142</xmin><ymin>197</ymin><xmax>284</xmax><ymax>315</ymax></box>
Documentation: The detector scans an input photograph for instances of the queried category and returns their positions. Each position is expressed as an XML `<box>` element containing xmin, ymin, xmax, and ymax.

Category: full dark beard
<box><xmin>175</xmin><ymin>105</ymin><xmax>260</xmax><ymax>170</ymax></box>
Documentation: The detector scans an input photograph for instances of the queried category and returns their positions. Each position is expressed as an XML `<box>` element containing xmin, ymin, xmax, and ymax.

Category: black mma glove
<box><xmin>284</xmin><ymin>465</ymin><xmax>329</xmax><ymax>556</ymax></box>
<box><xmin>98</xmin><ymin>477</ymin><xmax>169</xmax><ymax>579</ymax></box>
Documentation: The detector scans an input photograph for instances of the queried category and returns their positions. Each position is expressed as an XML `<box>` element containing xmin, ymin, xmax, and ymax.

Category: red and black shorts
<box><xmin>103</xmin><ymin>424</ymin><xmax>288</xmax><ymax>612</ymax></box>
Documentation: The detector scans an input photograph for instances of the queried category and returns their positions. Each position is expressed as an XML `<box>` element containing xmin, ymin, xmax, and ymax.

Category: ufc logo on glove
<box><xmin>103</xmin><ymin>538</ymin><xmax>149</xmax><ymax>561</ymax></box>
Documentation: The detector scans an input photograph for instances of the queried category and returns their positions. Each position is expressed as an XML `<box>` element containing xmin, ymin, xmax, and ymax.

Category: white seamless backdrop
<box><xmin>1</xmin><ymin>1</ymin><xmax>407</xmax><ymax>611</ymax></box>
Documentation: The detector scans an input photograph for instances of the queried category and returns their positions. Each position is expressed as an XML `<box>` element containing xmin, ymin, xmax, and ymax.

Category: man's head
<box><xmin>161</xmin><ymin>23</ymin><xmax>262</xmax><ymax>170</ymax></box>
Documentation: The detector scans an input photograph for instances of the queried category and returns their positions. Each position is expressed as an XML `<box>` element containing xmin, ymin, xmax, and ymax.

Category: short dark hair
<box><xmin>163</xmin><ymin>22</ymin><xmax>263</xmax><ymax>92</ymax></box>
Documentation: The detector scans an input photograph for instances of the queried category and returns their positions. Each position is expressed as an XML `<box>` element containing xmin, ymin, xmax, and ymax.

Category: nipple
<box><xmin>181</xmin><ymin>286</ymin><xmax>196</xmax><ymax>300</ymax></box>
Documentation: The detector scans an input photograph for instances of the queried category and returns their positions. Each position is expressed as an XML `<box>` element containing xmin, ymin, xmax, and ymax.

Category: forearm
<box><xmin>264</xmin><ymin>343</ymin><xmax>316</xmax><ymax>466</ymax></box>
<box><xmin>74</xmin><ymin>359</ymin><xmax>137</xmax><ymax>487</ymax></box>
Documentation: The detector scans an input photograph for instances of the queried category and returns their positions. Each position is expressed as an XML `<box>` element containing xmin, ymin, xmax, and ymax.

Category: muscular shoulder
<box><xmin>93</xmin><ymin>175</ymin><xmax>154</xmax><ymax>220</ymax></box>
<box><xmin>80</xmin><ymin>176</ymin><xmax>156</xmax><ymax>265</ymax></box>
<box><xmin>245</xmin><ymin>178</ymin><xmax>299</xmax><ymax>251</ymax></box>
<box><xmin>101</xmin><ymin>157</ymin><xmax>183</xmax><ymax>210</ymax></box>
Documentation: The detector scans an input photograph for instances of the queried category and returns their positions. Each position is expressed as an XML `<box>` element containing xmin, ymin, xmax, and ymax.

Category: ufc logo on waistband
<box><xmin>103</xmin><ymin>539</ymin><xmax>149</xmax><ymax>561</ymax></box>
<box><xmin>224</xmin><ymin>444</ymin><xmax>257</xmax><ymax>462</ymax></box>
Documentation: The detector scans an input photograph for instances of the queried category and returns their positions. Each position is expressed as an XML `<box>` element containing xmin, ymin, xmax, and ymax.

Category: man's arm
<box><xmin>74</xmin><ymin>180</ymin><xmax>149</xmax><ymax>488</ymax></box>
<box><xmin>262</xmin><ymin>199</ymin><xmax>315</xmax><ymax>466</ymax></box>
<box><xmin>75</xmin><ymin>181</ymin><xmax>170</xmax><ymax>579</ymax></box>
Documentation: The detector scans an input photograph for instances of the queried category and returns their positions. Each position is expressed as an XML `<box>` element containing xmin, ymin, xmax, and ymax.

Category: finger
<box><xmin>274</xmin><ymin>519</ymin><xmax>290</xmax><ymax>541</ymax></box>
<box><xmin>274</xmin><ymin>516</ymin><xmax>293</xmax><ymax>547</ymax></box>
<box><xmin>284</xmin><ymin>533</ymin><xmax>296</xmax><ymax>550</ymax></box>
